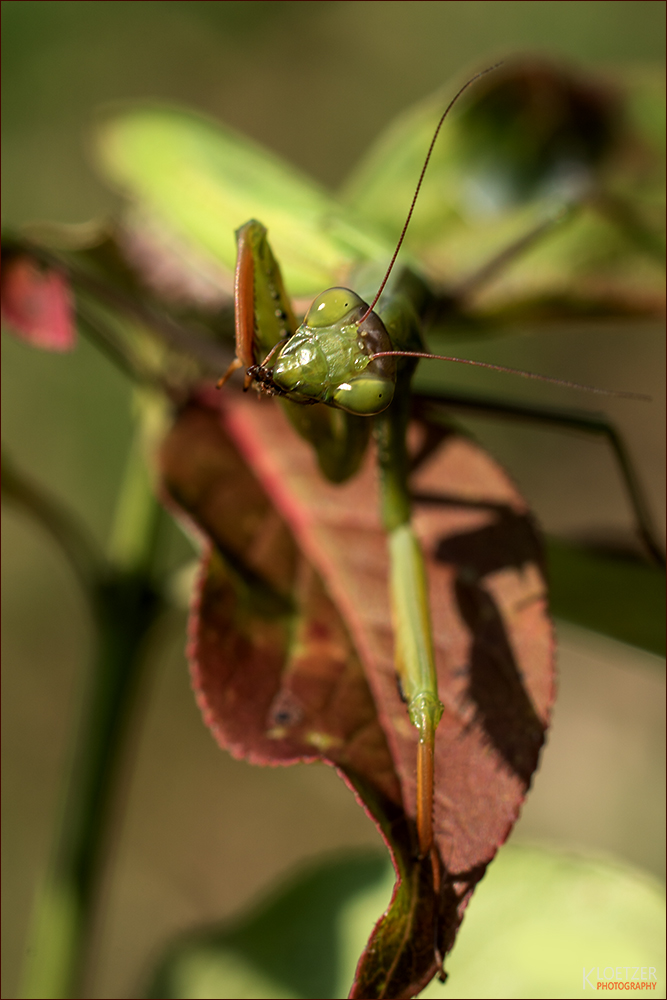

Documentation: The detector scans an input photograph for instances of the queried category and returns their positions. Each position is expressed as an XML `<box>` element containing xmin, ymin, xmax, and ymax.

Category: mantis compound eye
<box><xmin>305</xmin><ymin>288</ymin><xmax>367</xmax><ymax>327</ymax></box>
<box><xmin>333</xmin><ymin>375</ymin><xmax>395</xmax><ymax>414</ymax></box>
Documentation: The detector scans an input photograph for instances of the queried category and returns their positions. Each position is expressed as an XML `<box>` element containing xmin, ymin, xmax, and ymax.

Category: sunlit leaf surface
<box><xmin>95</xmin><ymin>107</ymin><xmax>393</xmax><ymax>300</ymax></box>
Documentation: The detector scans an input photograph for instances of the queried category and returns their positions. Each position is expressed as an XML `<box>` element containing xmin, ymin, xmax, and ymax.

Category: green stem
<box><xmin>107</xmin><ymin>390</ymin><xmax>166</xmax><ymax>574</ymax></box>
<box><xmin>592</xmin><ymin>189</ymin><xmax>666</xmax><ymax>263</ymax></box>
<box><xmin>1</xmin><ymin>452</ymin><xmax>104</xmax><ymax>591</ymax></box>
<box><xmin>19</xmin><ymin>395</ymin><xmax>165</xmax><ymax>999</ymax></box>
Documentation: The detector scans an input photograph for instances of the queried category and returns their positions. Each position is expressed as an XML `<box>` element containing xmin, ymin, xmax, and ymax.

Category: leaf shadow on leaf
<box><xmin>433</xmin><ymin>507</ymin><xmax>547</xmax><ymax>786</ymax></box>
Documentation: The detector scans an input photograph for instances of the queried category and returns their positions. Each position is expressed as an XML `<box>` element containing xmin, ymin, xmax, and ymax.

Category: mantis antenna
<box><xmin>359</xmin><ymin>63</ymin><xmax>650</xmax><ymax>403</ymax></box>
<box><xmin>358</xmin><ymin>62</ymin><xmax>503</xmax><ymax>324</ymax></box>
<box><xmin>367</xmin><ymin>350</ymin><xmax>651</xmax><ymax>401</ymax></box>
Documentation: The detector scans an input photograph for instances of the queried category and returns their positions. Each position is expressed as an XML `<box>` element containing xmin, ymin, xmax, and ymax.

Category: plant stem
<box><xmin>19</xmin><ymin>393</ymin><xmax>166</xmax><ymax>999</ymax></box>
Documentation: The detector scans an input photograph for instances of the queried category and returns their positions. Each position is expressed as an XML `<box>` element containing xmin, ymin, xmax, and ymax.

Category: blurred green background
<box><xmin>2</xmin><ymin>3</ymin><xmax>665</xmax><ymax>998</ymax></box>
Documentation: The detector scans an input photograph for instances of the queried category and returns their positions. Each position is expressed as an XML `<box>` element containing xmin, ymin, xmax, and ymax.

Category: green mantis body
<box><xmin>220</xmin><ymin>219</ymin><xmax>444</xmax><ymax>855</ymax></box>
<box><xmin>94</xmin><ymin>60</ymin><xmax>660</xmax><ymax>859</ymax></box>
<box><xmin>217</xmin><ymin>72</ymin><xmax>516</xmax><ymax>856</ymax></box>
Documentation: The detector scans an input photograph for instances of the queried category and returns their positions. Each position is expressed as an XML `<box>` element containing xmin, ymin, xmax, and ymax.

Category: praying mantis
<box><xmin>212</xmin><ymin>66</ymin><xmax>657</xmax><ymax>862</ymax></box>
<box><xmin>2</xmin><ymin>55</ymin><xmax>662</xmax><ymax>1000</ymax></box>
<box><xmin>3</xmin><ymin>57</ymin><xmax>662</xmax><ymax>1000</ymax></box>
<box><xmin>92</xmin><ymin>54</ymin><xmax>661</xmax><ymax>921</ymax></box>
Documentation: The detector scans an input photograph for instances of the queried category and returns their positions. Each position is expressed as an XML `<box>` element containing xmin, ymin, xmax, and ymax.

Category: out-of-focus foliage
<box><xmin>547</xmin><ymin>538</ymin><xmax>665</xmax><ymax>656</ymax></box>
<box><xmin>147</xmin><ymin>844</ymin><xmax>666</xmax><ymax>999</ymax></box>
<box><xmin>0</xmin><ymin>254</ymin><xmax>75</xmax><ymax>351</ymax></box>
<box><xmin>342</xmin><ymin>63</ymin><xmax>665</xmax><ymax>320</ymax></box>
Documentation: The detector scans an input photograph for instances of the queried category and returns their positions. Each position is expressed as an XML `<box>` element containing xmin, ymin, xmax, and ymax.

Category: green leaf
<box><xmin>546</xmin><ymin>537</ymin><xmax>666</xmax><ymax>657</ymax></box>
<box><xmin>94</xmin><ymin>106</ymin><xmax>392</xmax><ymax>300</ymax></box>
<box><xmin>146</xmin><ymin>852</ymin><xmax>391</xmax><ymax>1000</ymax></box>
<box><xmin>421</xmin><ymin>845</ymin><xmax>666</xmax><ymax>999</ymax></box>
<box><xmin>146</xmin><ymin>845</ymin><xmax>665</xmax><ymax>999</ymax></box>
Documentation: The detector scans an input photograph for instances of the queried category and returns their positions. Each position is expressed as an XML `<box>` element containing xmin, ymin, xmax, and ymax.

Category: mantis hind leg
<box><xmin>412</xmin><ymin>391</ymin><xmax>664</xmax><ymax>566</ymax></box>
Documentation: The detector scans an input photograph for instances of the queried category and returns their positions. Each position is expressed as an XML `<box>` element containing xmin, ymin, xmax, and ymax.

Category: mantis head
<box><xmin>260</xmin><ymin>287</ymin><xmax>397</xmax><ymax>415</ymax></box>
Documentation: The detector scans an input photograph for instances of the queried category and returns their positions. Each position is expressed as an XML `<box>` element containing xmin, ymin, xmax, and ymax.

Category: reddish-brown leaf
<box><xmin>159</xmin><ymin>389</ymin><xmax>555</xmax><ymax>999</ymax></box>
<box><xmin>159</xmin><ymin>397</ymin><xmax>402</xmax><ymax>801</ymax></box>
<box><xmin>1</xmin><ymin>254</ymin><xmax>75</xmax><ymax>351</ymax></box>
